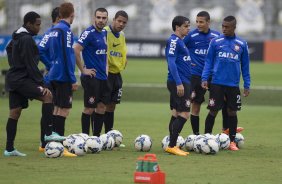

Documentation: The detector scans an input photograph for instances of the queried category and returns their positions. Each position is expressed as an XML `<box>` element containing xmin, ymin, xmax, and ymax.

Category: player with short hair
<box><xmin>4</xmin><ymin>11</ymin><xmax>64</xmax><ymax>157</ymax></box>
<box><xmin>37</xmin><ymin>6</ymin><xmax>60</xmax><ymax>152</ymax></box>
<box><xmin>201</xmin><ymin>16</ymin><xmax>251</xmax><ymax>151</ymax></box>
<box><xmin>183</xmin><ymin>11</ymin><xmax>220</xmax><ymax>135</ymax></box>
<box><xmin>103</xmin><ymin>10</ymin><xmax>128</xmax><ymax>137</ymax></box>
<box><xmin>48</xmin><ymin>2</ymin><xmax>78</xmax><ymax>157</ymax></box>
<box><xmin>164</xmin><ymin>15</ymin><xmax>191</xmax><ymax>156</ymax></box>
<box><xmin>74</xmin><ymin>8</ymin><xmax>108</xmax><ymax>136</ymax></box>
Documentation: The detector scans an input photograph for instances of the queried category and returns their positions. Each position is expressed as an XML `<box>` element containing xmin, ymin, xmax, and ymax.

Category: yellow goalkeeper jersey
<box><xmin>104</xmin><ymin>26</ymin><xmax>127</xmax><ymax>74</ymax></box>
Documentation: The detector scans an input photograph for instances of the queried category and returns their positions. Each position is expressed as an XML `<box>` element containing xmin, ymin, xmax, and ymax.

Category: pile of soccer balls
<box><xmin>44</xmin><ymin>130</ymin><xmax>123</xmax><ymax>158</ymax></box>
<box><xmin>161</xmin><ymin>133</ymin><xmax>244</xmax><ymax>155</ymax></box>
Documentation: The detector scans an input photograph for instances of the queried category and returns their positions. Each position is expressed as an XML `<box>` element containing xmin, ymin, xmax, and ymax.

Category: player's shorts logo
<box><xmin>185</xmin><ymin>99</ymin><xmax>191</xmax><ymax>108</ymax></box>
<box><xmin>88</xmin><ymin>97</ymin><xmax>95</xmax><ymax>104</ymax></box>
<box><xmin>208</xmin><ymin>98</ymin><xmax>215</xmax><ymax>107</ymax></box>
<box><xmin>191</xmin><ymin>91</ymin><xmax>196</xmax><ymax>99</ymax></box>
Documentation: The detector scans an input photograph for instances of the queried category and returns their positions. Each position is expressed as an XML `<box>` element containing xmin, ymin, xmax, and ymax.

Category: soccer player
<box><xmin>4</xmin><ymin>11</ymin><xmax>64</xmax><ymax>157</ymax></box>
<box><xmin>74</xmin><ymin>8</ymin><xmax>108</xmax><ymax>136</ymax></box>
<box><xmin>48</xmin><ymin>2</ymin><xmax>78</xmax><ymax>156</ymax></box>
<box><xmin>37</xmin><ymin>7</ymin><xmax>60</xmax><ymax>152</ymax></box>
<box><xmin>165</xmin><ymin>15</ymin><xmax>191</xmax><ymax>156</ymax></box>
<box><xmin>103</xmin><ymin>11</ymin><xmax>128</xmax><ymax>137</ymax></box>
<box><xmin>201</xmin><ymin>16</ymin><xmax>251</xmax><ymax>151</ymax></box>
<box><xmin>183</xmin><ymin>11</ymin><xmax>220</xmax><ymax>135</ymax></box>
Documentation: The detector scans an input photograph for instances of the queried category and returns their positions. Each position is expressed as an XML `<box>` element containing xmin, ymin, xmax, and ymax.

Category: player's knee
<box><xmin>178</xmin><ymin>112</ymin><xmax>189</xmax><ymax>120</ymax></box>
<box><xmin>57</xmin><ymin>108</ymin><xmax>70</xmax><ymax>117</ymax></box>
<box><xmin>106</xmin><ymin>104</ymin><xmax>116</xmax><ymax>112</ymax></box>
<box><xmin>96</xmin><ymin>103</ymin><xmax>106</xmax><ymax>114</ymax></box>
<box><xmin>191</xmin><ymin>103</ymin><xmax>201</xmax><ymax>115</ymax></box>
<box><xmin>227</xmin><ymin>109</ymin><xmax>237</xmax><ymax>116</ymax></box>
<box><xmin>9</xmin><ymin>108</ymin><xmax>22</xmax><ymax>120</ymax></box>
<box><xmin>83</xmin><ymin>107</ymin><xmax>95</xmax><ymax>115</ymax></box>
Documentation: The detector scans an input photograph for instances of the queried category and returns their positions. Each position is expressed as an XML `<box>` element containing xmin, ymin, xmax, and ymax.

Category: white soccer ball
<box><xmin>100</xmin><ymin>134</ymin><xmax>115</xmax><ymax>150</ymax></box>
<box><xmin>177</xmin><ymin>136</ymin><xmax>185</xmax><ymax>149</ymax></box>
<box><xmin>235</xmin><ymin>133</ymin><xmax>245</xmax><ymax>148</ymax></box>
<box><xmin>184</xmin><ymin>134</ymin><xmax>197</xmax><ymax>151</ymax></box>
<box><xmin>69</xmin><ymin>136</ymin><xmax>87</xmax><ymax>156</ymax></box>
<box><xmin>193</xmin><ymin>135</ymin><xmax>206</xmax><ymax>153</ymax></box>
<box><xmin>63</xmin><ymin>134</ymin><xmax>77</xmax><ymax>150</ymax></box>
<box><xmin>86</xmin><ymin>136</ymin><xmax>103</xmax><ymax>153</ymax></box>
<box><xmin>107</xmin><ymin>130</ymin><xmax>123</xmax><ymax>147</ymax></box>
<box><xmin>201</xmin><ymin>138</ymin><xmax>220</xmax><ymax>155</ymax></box>
<box><xmin>161</xmin><ymin>135</ymin><xmax>170</xmax><ymax>151</ymax></box>
<box><xmin>215</xmin><ymin>133</ymin><xmax>230</xmax><ymax>150</ymax></box>
<box><xmin>204</xmin><ymin>133</ymin><xmax>217</xmax><ymax>140</ymax></box>
<box><xmin>45</xmin><ymin>142</ymin><xmax>64</xmax><ymax>158</ymax></box>
<box><xmin>78</xmin><ymin>133</ymin><xmax>90</xmax><ymax>141</ymax></box>
<box><xmin>134</xmin><ymin>134</ymin><xmax>152</xmax><ymax>152</ymax></box>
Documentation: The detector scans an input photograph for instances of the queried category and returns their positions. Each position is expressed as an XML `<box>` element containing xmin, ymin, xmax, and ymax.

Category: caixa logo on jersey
<box><xmin>218</xmin><ymin>52</ymin><xmax>239</xmax><ymax>60</ymax></box>
<box><xmin>183</xmin><ymin>55</ymin><xmax>191</xmax><ymax>61</ymax></box>
<box><xmin>96</xmin><ymin>49</ymin><xmax>106</xmax><ymax>55</ymax></box>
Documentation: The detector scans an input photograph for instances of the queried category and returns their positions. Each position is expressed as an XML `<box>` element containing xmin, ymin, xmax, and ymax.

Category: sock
<box><xmin>54</xmin><ymin>115</ymin><xmax>66</xmax><ymax>136</ymax></box>
<box><xmin>41</xmin><ymin>103</ymin><xmax>53</xmax><ymax>137</ymax></box>
<box><xmin>52</xmin><ymin>114</ymin><xmax>56</xmax><ymax>132</ymax></box>
<box><xmin>81</xmin><ymin>113</ymin><xmax>91</xmax><ymax>135</ymax></box>
<box><xmin>169</xmin><ymin>116</ymin><xmax>187</xmax><ymax>147</ymax></box>
<box><xmin>190</xmin><ymin>115</ymin><xmax>200</xmax><ymax>135</ymax></box>
<box><xmin>222</xmin><ymin>103</ymin><xmax>228</xmax><ymax>130</ymax></box>
<box><xmin>91</xmin><ymin>113</ymin><xmax>95</xmax><ymax>135</ymax></box>
<box><xmin>169</xmin><ymin>116</ymin><xmax>176</xmax><ymax>138</ymax></box>
<box><xmin>93</xmin><ymin>113</ymin><xmax>104</xmax><ymax>136</ymax></box>
<box><xmin>104</xmin><ymin>111</ymin><xmax>114</xmax><ymax>133</ymax></box>
<box><xmin>6</xmin><ymin>118</ymin><xmax>18</xmax><ymax>152</ymax></box>
<box><xmin>204</xmin><ymin>113</ymin><xmax>216</xmax><ymax>134</ymax></box>
<box><xmin>228</xmin><ymin>115</ymin><xmax>238</xmax><ymax>142</ymax></box>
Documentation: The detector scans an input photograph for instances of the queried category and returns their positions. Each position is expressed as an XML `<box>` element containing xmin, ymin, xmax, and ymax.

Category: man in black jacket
<box><xmin>4</xmin><ymin>11</ymin><xmax>65</xmax><ymax>157</ymax></box>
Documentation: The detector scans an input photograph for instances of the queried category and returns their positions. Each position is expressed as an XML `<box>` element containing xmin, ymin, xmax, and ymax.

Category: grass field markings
<box><xmin>123</xmin><ymin>83</ymin><xmax>282</xmax><ymax>90</ymax></box>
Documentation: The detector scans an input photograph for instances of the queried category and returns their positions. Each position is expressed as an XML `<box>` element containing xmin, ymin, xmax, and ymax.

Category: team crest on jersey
<box><xmin>234</xmin><ymin>45</ymin><xmax>240</xmax><ymax>51</ymax></box>
<box><xmin>208</xmin><ymin>98</ymin><xmax>215</xmax><ymax>107</ymax></box>
<box><xmin>88</xmin><ymin>97</ymin><xmax>95</xmax><ymax>104</ymax></box>
<box><xmin>185</xmin><ymin>99</ymin><xmax>191</xmax><ymax>108</ymax></box>
<box><xmin>191</xmin><ymin>91</ymin><xmax>196</xmax><ymax>99</ymax></box>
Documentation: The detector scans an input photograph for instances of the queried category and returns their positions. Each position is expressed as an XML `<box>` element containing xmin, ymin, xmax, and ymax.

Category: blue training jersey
<box><xmin>77</xmin><ymin>25</ymin><xmax>107</xmax><ymax>80</ymax></box>
<box><xmin>165</xmin><ymin>34</ymin><xmax>191</xmax><ymax>85</ymax></box>
<box><xmin>183</xmin><ymin>29</ymin><xmax>220</xmax><ymax>76</ymax></box>
<box><xmin>48</xmin><ymin>20</ymin><xmax>76</xmax><ymax>83</ymax></box>
<box><xmin>38</xmin><ymin>25</ymin><xmax>54</xmax><ymax>84</ymax></box>
<box><xmin>202</xmin><ymin>34</ymin><xmax>251</xmax><ymax>89</ymax></box>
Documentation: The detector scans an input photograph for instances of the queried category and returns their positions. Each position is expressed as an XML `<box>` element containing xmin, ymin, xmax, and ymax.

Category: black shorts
<box><xmin>190</xmin><ymin>75</ymin><xmax>207</xmax><ymax>104</ymax></box>
<box><xmin>207</xmin><ymin>84</ymin><xmax>241</xmax><ymax>111</ymax></box>
<box><xmin>9</xmin><ymin>78</ymin><xmax>45</xmax><ymax>109</ymax></box>
<box><xmin>167</xmin><ymin>81</ymin><xmax>191</xmax><ymax>112</ymax></box>
<box><xmin>51</xmin><ymin>81</ymin><xmax>73</xmax><ymax>108</ymax></box>
<box><xmin>105</xmin><ymin>73</ymin><xmax>123</xmax><ymax>104</ymax></box>
<box><xmin>81</xmin><ymin>76</ymin><xmax>110</xmax><ymax>108</ymax></box>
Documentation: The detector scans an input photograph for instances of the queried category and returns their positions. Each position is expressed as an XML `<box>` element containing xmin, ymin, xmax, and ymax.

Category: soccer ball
<box><xmin>69</xmin><ymin>136</ymin><xmax>87</xmax><ymax>156</ymax></box>
<box><xmin>193</xmin><ymin>135</ymin><xmax>206</xmax><ymax>153</ymax></box>
<box><xmin>86</xmin><ymin>136</ymin><xmax>103</xmax><ymax>153</ymax></box>
<box><xmin>177</xmin><ymin>136</ymin><xmax>185</xmax><ymax>149</ymax></box>
<box><xmin>63</xmin><ymin>134</ymin><xmax>77</xmax><ymax>150</ymax></box>
<box><xmin>161</xmin><ymin>135</ymin><xmax>185</xmax><ymax>150</ymax></box>
<box><xmin>201</xmin><ymin>138</ymin><xmax>220</xmax><ymax>155</ymax></box>
<box><xmin>77</xmin><ymin>133</ymin><xmax>90</xmax><ymax>141</ymax></box>
<box><xmin>100</xmin><ymin>134</ymin><xmax>115</xmax><ymax>150</ymax></box>
<box><xmin>215</xmin><ymin>133</ymin><xmax>230</xmax><ymax>150</ymax></box>
<box><xmin>235</xmin><ymin>133</ymin><xmax>245</xmax><ymax>148</ymax></box>
<box><xmin>184</xmin><ymin>134</ymin><xmax>197</xmax><ymax>151</ymax></box>
<box><xmin>134</xmin><ymin>134</ymin><xmax>152</xmax><ymax>152</ymax></box>
<box><xmin>45</xmin><ymin>142</ymin><xmax>64</xmax><ymax>158</ymax></box>
<box><xmin>107</xmin><ymin>130</ymin><xmax>123</xmax><ymax>147</ymax></box>
<box><xmin>161</xmin><ymin>135</ymin><xmax>170</xmax><ymax>150</ymax></box>
<box><xmin>204</xmin><ymin>133</ymin><xmax>217</xmax><ymax>140</ymax></box>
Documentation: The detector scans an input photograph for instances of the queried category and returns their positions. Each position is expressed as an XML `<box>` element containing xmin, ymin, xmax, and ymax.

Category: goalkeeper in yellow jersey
<box><xmin>103</xmin><ymin>10</ymin><xmax>128</xmax><ymax>140</ymax></box>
